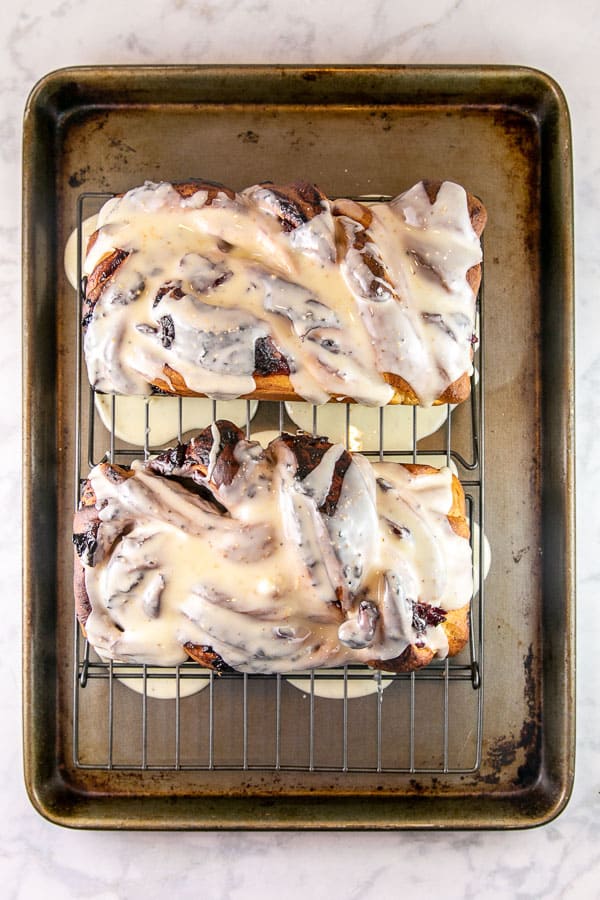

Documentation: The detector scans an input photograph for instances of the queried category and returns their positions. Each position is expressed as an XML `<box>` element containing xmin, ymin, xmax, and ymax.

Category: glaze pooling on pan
<box><xmin>75</xmin><ymin>424</ymin><xmax>472</xmax><ymax>673</ymax></box>
<box><xmin>82</xmin><ymin>180</ymin><xmax>484</xmax><ymax>406</ymax></box>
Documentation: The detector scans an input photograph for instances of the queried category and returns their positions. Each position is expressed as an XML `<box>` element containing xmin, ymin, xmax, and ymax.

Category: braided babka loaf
<box><xmin>82</xmin><ymin>179</ymin><xmax>486</xmax><ymax>407</ymax></box>
<box><xmin>73</xmin><ymin>422</ymin><xmax>472</xmax><ymax>674</ymax></box>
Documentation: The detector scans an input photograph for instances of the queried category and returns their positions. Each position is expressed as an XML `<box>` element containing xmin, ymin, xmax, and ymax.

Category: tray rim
<box><xmin>22</xmin><ymin>62</ymin><xmax>575</xmax><ymax>830</ymax></box>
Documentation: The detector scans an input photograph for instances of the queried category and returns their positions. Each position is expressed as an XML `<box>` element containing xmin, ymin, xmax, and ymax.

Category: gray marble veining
<box><xmin>6</xmin><ymin>1</ymin><xmax>598</xmax><ymax>897</ymax></box>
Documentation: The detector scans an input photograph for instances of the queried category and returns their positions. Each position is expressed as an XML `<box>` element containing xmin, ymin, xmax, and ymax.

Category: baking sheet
<box><xmin>22</xmin><ymin>65</ymin><xmax>574</xmax><ymax>828</ymax></box>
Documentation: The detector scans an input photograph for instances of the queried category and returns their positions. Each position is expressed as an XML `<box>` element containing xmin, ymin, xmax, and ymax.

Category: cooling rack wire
<box><xmin>73</xmin><ymin>192</ymin><xmax>485</xmax><ymax>775</ymax></box>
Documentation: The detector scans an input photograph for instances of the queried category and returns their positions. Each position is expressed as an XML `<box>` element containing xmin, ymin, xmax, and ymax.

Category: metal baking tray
<box><xmin>22</xmin><ymin>65</ymin><xmax>575</xmax><ymax>829</ymax></box>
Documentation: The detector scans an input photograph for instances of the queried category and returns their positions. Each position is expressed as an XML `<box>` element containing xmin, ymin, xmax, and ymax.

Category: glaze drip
<box><xmin>78</xmin><ymin>427</ymin><xmax>473</xmax><ymax>672</ymax></box>
<box><xmin>83</xmin><ymin>180</ymin><xmax>484</xmax><ymax>406</ymax></box>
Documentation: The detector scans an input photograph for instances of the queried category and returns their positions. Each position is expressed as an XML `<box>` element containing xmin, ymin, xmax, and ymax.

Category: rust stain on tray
<box><xmin>482</xmin><ymin>644</ymin><xmax>541</xmax><ymax>785</ymax></box>
<box><xmin>22</xmin><ymin>64</ymin><xmax>575</xmax><ymax>829</ymax></box>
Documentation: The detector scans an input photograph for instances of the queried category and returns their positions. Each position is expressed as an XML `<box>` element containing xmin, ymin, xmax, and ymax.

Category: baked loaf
<box><xmin>82</xmin><ymin>179</ymin><xmax>486</xmax><ymax>407</ymax></box>
<box><xmin>73</xmin><ymin>421</ymin><xmax>472</xmax><ymax>674</ymax></box>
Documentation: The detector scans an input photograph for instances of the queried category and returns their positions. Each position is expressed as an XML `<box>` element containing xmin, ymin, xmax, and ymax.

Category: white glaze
<box><xmin>79</xmin><ymin>432</ymin><xmax>472</xmax><ymax>673</ymax></box>
<box><xmin>63</xmin><ymin>214</ymin><xmax>99</xmax><ymax>290</ymax></box>
<box><xmin>252</xmin><ymin>440</ymin><xmax>490</xmax><ymax>593</ymax></box>
<box><xmin>81</xmin><ymin>180</ymin><xmax>482</xmax><ymax>406</ymax></box>
<box><xmin>252</xmin><ymin>437</ymin><xmax>490</xmax><ymax>692</ymax></box>
<box><xmin>96</xmin><ymin>656</ymin><xmax>211</xmax><ymax>699</ymax></box>
<box><xmin>285</xmin><ymin>522</ymin><xmax>490</xmax><ymax>702</ymax></box>
<box><xmin>96</xmin><ymin>441</ymin><xmax>489</xmax><ymax>700</ymax></box>
<box><xmin>94</xmin><ymin>394</ymin><xmax>258</xmax><ymax>447</ymax></box>
<box><xmin>286</xmin><ymin>667</ymin><xmax>393</xmax><ymax>700</ymax></box>
<box><xmin>284</xmin><ymin>400</ymin><xmax>449</xmax><ymax>450</ymax></box>
<box><xmin>3</xmin><ymin>0</ymin><xmax>592</xmax><ymax>883</ymax></box>
<box><xmin>346</xmin><ymin>186</ymin><xmax>481</xmax><ymax>404</ymax></box>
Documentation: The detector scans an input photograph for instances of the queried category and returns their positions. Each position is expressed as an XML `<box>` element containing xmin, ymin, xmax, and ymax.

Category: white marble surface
<box><xmin>5</xmin><ymin>0</ymin><xmax>597</xmax><ymax>896</ymax></box>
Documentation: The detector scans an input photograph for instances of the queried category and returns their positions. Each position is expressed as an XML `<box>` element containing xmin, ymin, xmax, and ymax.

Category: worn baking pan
<box><xmin>22</xmin><ymin>65</ymin><xmax>574</xmax><ymax>829</ymax></box>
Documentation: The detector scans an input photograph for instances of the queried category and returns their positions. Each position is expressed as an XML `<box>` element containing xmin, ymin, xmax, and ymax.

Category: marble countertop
<box><xmin>5</xmin><ymin>1</ymin><xmax>597</xmax><ymax>896</ymax></box>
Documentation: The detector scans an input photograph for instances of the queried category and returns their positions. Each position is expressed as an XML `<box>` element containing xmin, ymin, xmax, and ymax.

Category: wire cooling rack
<box><xmin>72</xmin><ymin>192</ymin><xmax>485</xmax><ymax>774</ymax></box>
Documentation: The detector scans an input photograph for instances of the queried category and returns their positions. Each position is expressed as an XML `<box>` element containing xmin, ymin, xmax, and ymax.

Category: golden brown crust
<box><xmin>443</xmin><ymin>605</ymin><xmax>471</xmax><ymax>656</ymax></box>
<box><xmin>369</xmin><ymin>604</ymin><xmax>470</xmax><ymax>673</ymax></box>
<box><xmin>85</xmin><ymin>180</ymin><xmax>485</xmax><ymax>406</ymax></box>
<box><xmin>368</xmin><ymin>464</ymin><xmax>470</xmax><ymax>672</ymax></box>
<box><xmin>254</xmin><ymin>180</ymin><xmax>328</xmax><ymax>230</ymax></box>
<box><xmin>146</xmin><ymin>419</ymin><xmax>245</xmax><ymax>490</ymax></box>
<box><xmin>73</xmin><ymin>545</ymin><xmax>92</xmax><ymax>629</ymax></box>
<box><xmin>172</xmin><ymin>179</ymin><xmax>236</xmax><ymax>202</ymax></box>
<box><xmin>370</xmin><ymin>643</ymin><xmax>434</xmax><ymax>674</ymax></box>
<box><xmin>149</xmin><ymin>367</ymin><xmax>471</xmax><ymax>406</ymax></box>
<box><xmin>183</xmin><ymin>642</ymin><xmax>235</xmax><ymax>672</ymax></box>
<box><xmin>277</xmin><ymin>432</ymin><xmax>352</xmax><ymax>517</ymax></box>
<box><xmin>423</xmin><ymin>179</ymin><xmax>487</xmax><ymax>237</ymax></box>
<box><xmin>73</xmin><ymin>430</ymin><xmax>472</xmax><ymax>674</ymax></box>
<box><xmin>84</xmin><ymin>248</ymin><xmax>129</xmax><ymax>308</ymax></box>
<box><xmin>83</xmin><ymin>180</ymin><xmax>235</xmax><ymax>314</ymax></box>
<box><xmin>401</xmin><ymin>463</ymin><xmax>468</xmax><ymax>525</ymax></box>
<box><xmin>423</xmin><ymin>179</ymin><xmax>486</xmax><ymax>302</ymax></box>
<box><xmin>73</xmin><ymin>464</ymin><xmax>134</xmax><ymax>631</ymax></box>
<box><xmin>331</xmin><ymin>197</ymin><xmax>373</xmax><ymax>229</ymax></box>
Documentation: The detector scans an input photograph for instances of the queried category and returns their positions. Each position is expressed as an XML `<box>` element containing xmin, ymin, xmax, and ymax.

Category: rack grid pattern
<box><xmin>73</xmin><ymin>191</ymin><xmax>485</xmax><ymax>774</ymax></box>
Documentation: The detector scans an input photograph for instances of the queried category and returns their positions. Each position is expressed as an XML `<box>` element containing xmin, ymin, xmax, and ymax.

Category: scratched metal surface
<box><xmin>22</xmin><ymin>65</ymin><xmax>574</xmax><ymax>828</ymax></box>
